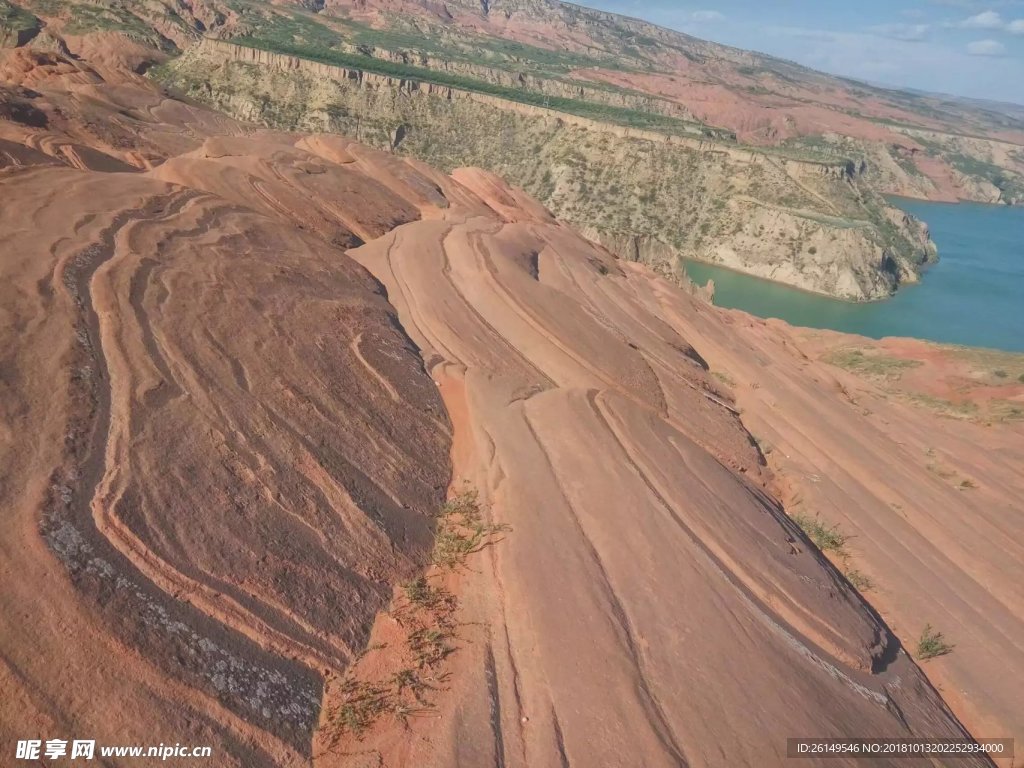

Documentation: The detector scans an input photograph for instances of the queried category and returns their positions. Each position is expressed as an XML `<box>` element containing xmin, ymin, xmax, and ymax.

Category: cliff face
<box><xmin>157</xmin><ymin>41</ymin><xmax>937</xmax><ymax>301</ymax></box>
<box><xmin>800</xmin><ymin>133</ymin><xmax>1024</xmax><ymax>208</ymax></box>
<box><xmin>215</xmin><ymin>36</ymin><xmax>698</xmax><ymax>121</ymax></box>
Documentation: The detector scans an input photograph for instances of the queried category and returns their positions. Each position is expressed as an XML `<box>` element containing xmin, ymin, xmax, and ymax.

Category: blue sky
<box><xmin>584</xmin><ymin>0</ymin><xmax>1024</xmax><ymax>104</ymax></box>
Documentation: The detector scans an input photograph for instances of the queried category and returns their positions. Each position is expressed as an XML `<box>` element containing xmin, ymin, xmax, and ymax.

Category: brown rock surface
<box><xmin>0</xmin><ymin>60</ymin><xmax>450</xmax><ymax>766</ymax></box>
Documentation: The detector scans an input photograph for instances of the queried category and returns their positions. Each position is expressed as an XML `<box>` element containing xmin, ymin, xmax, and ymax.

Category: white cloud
<box><xmin>930</xmin><ymin>0</ymin><xmax>983</xmax><ymax>8</ymax></box>
<box><xmin>960</xmin><ymin>10</ymin><xmax>1005</xmax><ymax>27</ymax></box>
<box><xmin>750</xmin><ymin>24</ymin><xmax>1024</xmax><ymax>102</ymax></box>
<box><xmin>935</xmin><ymin>0</ymin><xmax>1024</xmax><ymax>9</ymax></box>
<box><xmin>966</xmin><ymin>38</ymin><xmax>1007</xmax><ymax>54</ymax></box>
<box><xmin>768</xmin><ymin>26</ymin><xmax>839</xmax><ymax>42</ymax></box>
<box><xmin>1009</xmin><ymin>18</ymin><xmax>1024</xmax><ymax>32</ymax></box>
<box><xmin>869</xmin><ymin>23</ymin><xmax>932</xmax><ymax>41</ymax></box>
<box><xmin>690</xmin><ymin>10</ymin><xmax>726</xmax><ymax>23</ymax></box>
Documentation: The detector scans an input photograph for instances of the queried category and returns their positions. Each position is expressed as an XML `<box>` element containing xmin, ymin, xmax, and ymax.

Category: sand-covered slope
<box><xmin>0</xmin><ymin>48</ymin><xmax>1013</xmax><ymax>768</ymax></box>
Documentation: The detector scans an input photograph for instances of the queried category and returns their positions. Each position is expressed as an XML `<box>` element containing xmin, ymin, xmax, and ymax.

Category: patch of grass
<box><xmin>431</xmin><ymin>490</ymin><xmax>510</xmax><ymax>569</ymax></box>
<box><xmin>407</xmin><ymin>627</ymin><xmax>455</xmax><ymax>669</ymax></box>
<box><xmin>66</xmin><ymin>3</ymin><xmax>159</xmax><ymax>38</ymax></box>
<box><xmin>893</xmin><ymin>151</ymin><xmax>926</xmax><ymax>178</ymax></box>
<box><xmin>712</xmin><ymin>370</ymin><xmax>736</xmax><ymax>387</ymax></box>
<box><xmin>321</xmin><ymin>487</ymin><xmax>507</xmax><ymax>747</ymax></box>
<box><xmin>945</xmin><ymin>152</ymin><xmax>1024</xmax><ymax>200</ymax></box>
<box><xmin>991</xmin><ymin>401</ymin><xmax>1024</xmax><ymax>422</ymax></box>
<box><xmin>391</xmin><ymin>667</ymin><xmax>441</xmax><ymax>705</ymax></box>
<box><xmin>904</xmin><ymin>393</ymin><xmax>979</xmax><ymax>421</ymax></box>
<box><xmin>20</xmin><ymin>0</ymin><xmax>62</xmax><ymax>13</ymax></box>
<box><xmin>790</xmin><ymin>513</ymin><xmax>882</xmax><ymax>593</ymax></box>
<box><xmin>400</xmin><ymin>576</ymin><xmax>457</xmax><ymax>617</ymax></box>
<box><xmin>0</xmin><ymin>0</ymin><xmax>38</xmax><ymax>32</ymax></box>
<box><xmin>791</xmin><ymin>512</ymin><xmax>849</xmax><ymax>554</ymax></box>
<box><xmin>959</xmin><ymin>478</ymin><xmax>977</xmax><ymax>490</ymax></box>
<box><xmin>328</xmin><ymin>679</ymin><xmax>392</xmax><ymax>740</ymax></box>
<box><xmin>845</xmin><ymin>569</ymin><xmax>874</xmax><ymax>592</ymax></box>
<box><xmin>916</xmin><ymin>624</ymin><xmax>954</xmax><ymax>660</ymax></box>
<box><xmin>824</xmin><ymin>347</ymin><xmax>923</xmax><ymax>381</ymax></box>
<box><xmin>945</xmin><ymin>345</ymin><xmax>1024</xmax><ymax>381</ymax></box>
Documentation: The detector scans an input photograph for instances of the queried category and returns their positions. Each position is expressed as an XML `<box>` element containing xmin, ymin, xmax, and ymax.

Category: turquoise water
<box><xmin>683</xmin><ymin>199</ymin><xmax>1024</xmax><ymax>352</ymax></box>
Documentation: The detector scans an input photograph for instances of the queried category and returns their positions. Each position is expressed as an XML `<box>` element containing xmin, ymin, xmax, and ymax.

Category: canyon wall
<box><xmin>157</xmin><ymin>40</ymin><xmax>937</xmax><ymax>301</ymax></box>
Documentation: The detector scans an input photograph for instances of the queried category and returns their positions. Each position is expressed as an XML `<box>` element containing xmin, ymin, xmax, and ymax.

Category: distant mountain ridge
<box><xmin>5</xmin><ymin>0</ymin><xmax>1022</xmax><ymax>298</ymax></box>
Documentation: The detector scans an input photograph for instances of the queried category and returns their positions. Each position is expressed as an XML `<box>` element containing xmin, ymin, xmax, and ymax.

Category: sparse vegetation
<box><xmin>823</xmin><ymin>346</ymin><xmax>1024</xmax><ymax>423</ymax></box>
<box><xmin>791</xmin><ymin>512</ymin><xmax>849</xmax><ymax>554</ymax></box>
<box><xmin>431</xmin><ymin>489</ymin><xmax>510</xmax><ymax>569</ymax></box>
<box><xmin>845</xmin><ymin>569</ymin><xmax>874</xmax><ymax>592</ymax></box>
<box><xmin>321</xmin><ymin>489</ymin><xmax>508</xmax><ymax>749</ymax></box>
<box><xmin>401</xmin><ymin>576</ymin><xmax>456</xmax><ymax>613</ymax></box>
<box><xmin>916</xmin><ymin>624</ymin><xmax>955</xmax><ymax>660</ymax></box>
<box><xmin>904</xmin><ymin>393</ymin><xmax>979</xmax><ymax>421</ymax></box>
<box><xmin>330</xmin><ymin>679</ymin><xmax>392</xmax><ymax>740</ymax></box>
<box><xmin>892</xmin><ymin>151</ymin><xmax>926</xmax><ymax>179</ymax></box>
<box><xmin>915</xmin><ymin>138</ymin><xmax>1024</xmax><ymax>202</ymax></box>
<box><xmin>825</xmin><ymin>347</ymin><xmax>922</xmax><ymax>381</ymax></box>
<box><xmin>789</xmin><ymin>512</ymin><xmax>883</xmax><ymax>594</ymax></box>
<box><xmin>0</xmin><ymin>0</ymin><xmax>37</xmax><ymax>30</ymax></box>
<box><xmin>406</xmin><ymin>627</ymin><xmax>454</xmax><ymax>669</ymax></box>
<box><xmin>21</xmin><ymin>0</ymin><xmax>174</xmax><ymax>46</ymax></box>
<box><xmin>712</xmin><ymin>370</ymin><xmax>736</xmax><ymax>387</ymax></box>
<box><xmin>229</xmin><ymin>32</ymin><xmax>709</xmax><ymax>135</ymax></box>
<box><xmin>336</xmin><ymin>14</ymin><xmax>645</xmax><ymax>75</ymax></box>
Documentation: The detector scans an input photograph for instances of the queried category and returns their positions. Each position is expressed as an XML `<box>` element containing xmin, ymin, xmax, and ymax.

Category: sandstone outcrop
<box><xmin>2</xmin><ymin>45</ymin><xmax>1015</xmax><ymax>767</ymax></box>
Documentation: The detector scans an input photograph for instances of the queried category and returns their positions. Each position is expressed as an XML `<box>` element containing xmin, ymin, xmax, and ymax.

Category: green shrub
<box><xmin>791</xmin><ymin>512</ymin><xmax>848</xmax><ymax>553</ymax></box>
<box><xmin>845</xmin><ymin>569</ymin><xmax>873</xmax><ymax>591</ymax></box>
<box><xmin>916</xmin><ymin>624</ymin><xmax>954</xmax><ymax>660</ymax></box>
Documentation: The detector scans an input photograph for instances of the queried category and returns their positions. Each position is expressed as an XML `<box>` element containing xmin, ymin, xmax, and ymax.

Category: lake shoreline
<box><xmin>681</xmin><ymin>256</ymin><xmax>908</xmax><ymax>305</ymax></box>
<box><xmin>684</xmin><ymin>198</ymin><xmax>1024</xmax><ymax>352</ymax></box>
